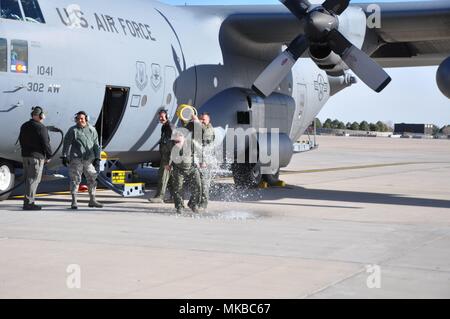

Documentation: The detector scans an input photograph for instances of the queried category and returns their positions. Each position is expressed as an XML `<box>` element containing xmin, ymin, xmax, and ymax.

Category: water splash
<box><xmin>215</xmin><ymin>210</ymin><xmax>260</xmax><ymax>220</ymax></box>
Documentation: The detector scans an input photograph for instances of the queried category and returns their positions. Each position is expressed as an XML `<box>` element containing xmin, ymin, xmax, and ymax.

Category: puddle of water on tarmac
<box><xmin>142</xmin><ymin>208</ymin><xmax>265</xmax><ymax>221</ymax></box>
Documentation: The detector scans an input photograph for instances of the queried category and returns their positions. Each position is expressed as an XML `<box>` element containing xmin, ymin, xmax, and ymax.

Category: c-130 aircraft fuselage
<box><xmin>1</xmin><ymin>0</ymin><xmax>359</xmax><ymax>193</ymax></box>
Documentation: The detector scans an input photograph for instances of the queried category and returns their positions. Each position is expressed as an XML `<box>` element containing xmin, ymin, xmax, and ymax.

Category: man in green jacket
<box><xmin>61</xmin><ymin>111</ymin><xmax>103</xmax><ymax>209</ymax></box>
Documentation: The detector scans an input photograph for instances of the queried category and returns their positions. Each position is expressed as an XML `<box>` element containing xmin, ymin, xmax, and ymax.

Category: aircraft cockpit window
<box><xmin>10</xmin><ymin>40</ymin><xmax>28</xmax><ymax>73</ymax></box>
<box><xmin>0</xmin><ymin>0</ymin><xmax>45</xmax><ymax>23</ymax></box>
<box><xmin>21</xmin><ymin>0</ymin><xmax>45</xmax><ymax>23</ymax></box>
<box><xmin>0</xmin><ymin>38</ymin><xmax>6</xmax><ymax>72</ymax></box>
<box><xmin>0</xmin><ymin>0</ymin><xmax>24</xmax><ymax>21</ymax></box>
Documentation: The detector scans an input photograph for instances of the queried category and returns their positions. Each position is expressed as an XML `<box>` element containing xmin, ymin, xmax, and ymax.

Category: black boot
<box><xmin>71</xmin><ymin>193</ymin><xmax>78</xmax><ymax>210</ymax></box>
<box><xmin>23</xmin><ymin>203</ymin><xmax>42</xmax><ymax>211</ymax></box>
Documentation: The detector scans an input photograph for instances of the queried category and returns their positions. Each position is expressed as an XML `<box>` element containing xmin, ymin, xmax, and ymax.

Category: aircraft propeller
<box><xmin>252</xmin><ymin>0</ymin><xmax>391</xmax><ymax>98</ymax></box>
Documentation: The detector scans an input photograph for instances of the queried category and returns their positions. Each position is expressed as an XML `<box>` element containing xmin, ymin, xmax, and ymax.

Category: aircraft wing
<box><xmin>360</xmin><ymin>1</ymin><xmax>450</xmax><ymax>67</ymax></box>
<box><xmin>186</xmin><ymin>1</ymin><xmax>450</xmax><ymax>67</ymax></box>
<box><xmin>183</xmin><ymin>5</ymin><xmax>299</xmax><ymax>43</ymax></box>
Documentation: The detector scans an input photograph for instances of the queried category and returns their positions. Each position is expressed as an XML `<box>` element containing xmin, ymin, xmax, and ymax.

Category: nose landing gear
<box><xmin>0</xmin><ymin>160</ymin><xmax>15</xmax><ymax>201</ymax></box>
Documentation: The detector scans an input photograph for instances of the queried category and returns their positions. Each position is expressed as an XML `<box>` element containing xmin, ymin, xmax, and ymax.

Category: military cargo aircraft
<box><xmin>1</xmin><ymin>0</ymin><xmax>450</xmax><ymax>199</ymax></box>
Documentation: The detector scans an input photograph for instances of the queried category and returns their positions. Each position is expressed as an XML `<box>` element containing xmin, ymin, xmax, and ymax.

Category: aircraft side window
<box><xmin>0</xmin><ymin>0</ymin><xmax>24</xmax><ymax>21</ymax></box>
<box><xmin>0</xmin><ymin>38</ymin><xmax>6</xmax><ymax>72</ymax></box>
<box><xmin>20</xmin><ymin>0</ymin><xmax>45</xmax><ymax>23</ymax></box>
<box><xmin>10</xmin><ymin>40</ymin><xmax>28</xmax><ymax>73</ymax></box>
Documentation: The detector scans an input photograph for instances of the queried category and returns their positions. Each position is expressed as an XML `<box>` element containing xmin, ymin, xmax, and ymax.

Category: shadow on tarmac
<box><xmin>4</xmin><ymin>182</ymin><xmax>450</xmax><ymax>214</ymax></box>
<box><xmin>210</xmin><ymin>183</ymin><xmax>450</xmax><ymax>209</ymax></box>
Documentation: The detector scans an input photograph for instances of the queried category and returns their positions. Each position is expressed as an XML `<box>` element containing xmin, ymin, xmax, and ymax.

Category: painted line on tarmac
<box><xmin>12</xmin><ymin>189</ymin><xmax>109</xmax><ymax>199</ymax></box>
<box><xmin>210</xmin><ymin>162</ymin><xmax>444</xmax><ymax>181</ymax></box>
<box><xmin>281</xmin><ymin>162</ymin><xmax>443</xmax><ymax>175</ymax></box>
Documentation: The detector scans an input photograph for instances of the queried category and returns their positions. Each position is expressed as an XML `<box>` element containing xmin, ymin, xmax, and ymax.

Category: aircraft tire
<box><xmin>263</xmin><ymin>169</ymin><xmax>280</xmax><ymax>186</ymax></box>
<box><xmin>231</xmin><ymin>163</ymin><xmax>262</xmax><ymax>188</ymax></box>
<box><xmin>0</xmin><ymin>160</ymin><xmax>15</xmax><ymax>201</ymax></box>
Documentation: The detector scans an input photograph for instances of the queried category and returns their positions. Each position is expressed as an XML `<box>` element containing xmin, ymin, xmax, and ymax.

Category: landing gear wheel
<box><xmin>231</xmin><ymin>163</ymin><xmax>262</xmax><ymax>188</ymax></box>
<box><xmin>0</xmin><ymin>160</ymin><xmax>15</xmax><ymax>201</ymax></box>
<box><xmin>263</xmin><ymin>168</ymin><xmax>280</xmax><ymax>186</ymax></box>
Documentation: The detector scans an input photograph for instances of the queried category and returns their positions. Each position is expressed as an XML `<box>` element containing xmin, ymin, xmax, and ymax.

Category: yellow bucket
<box><xmin>176</xmin><ymin>104</ymin><xmax>197</xmax><ymax>123</ymax></box>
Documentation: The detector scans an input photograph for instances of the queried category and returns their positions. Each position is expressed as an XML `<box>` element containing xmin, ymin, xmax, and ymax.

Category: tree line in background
<box><xmin>314</xmin><ymin>119</ymin><xmax>450</xmax><ymax>135</ymax></box>
<box><xmin>315</xmin><ymin>119</ymin><xmax>392</xmax><ymax>132</ymax></box>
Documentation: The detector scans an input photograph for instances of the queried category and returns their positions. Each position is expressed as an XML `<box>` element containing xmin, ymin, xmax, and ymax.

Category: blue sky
<box><xmin>160</xmin><ymin>0</ymin><xmax>449</xmax><ymax>127</ymax></box>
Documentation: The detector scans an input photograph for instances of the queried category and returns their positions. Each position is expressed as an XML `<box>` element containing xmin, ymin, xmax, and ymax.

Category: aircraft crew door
<box><xmin>162</xmin><ymin>66</ymin><xmax>177</xmax><ymax>116</ymax></box>
<box><xmin>95</xmin><ymin>86</ymin><xmax>130</xmax><ymax>149</ymax></box>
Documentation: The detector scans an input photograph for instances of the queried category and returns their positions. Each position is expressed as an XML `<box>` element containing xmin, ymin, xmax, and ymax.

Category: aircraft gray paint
<box><xmin>1</xmin><ymin>0</ymin><xmax>449</xmax><ymax>197</ymax></box>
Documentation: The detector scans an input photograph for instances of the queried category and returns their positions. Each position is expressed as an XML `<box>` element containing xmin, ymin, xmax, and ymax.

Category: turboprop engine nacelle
<box><xmin>437</xmin><ymin>57</ymin><xmax>450</xmax><ymax>99</ymax></box>
<box><xmin>309</xmin><ymin>45</ymin><xmax>347</xmax><ymax>77</ymax></box>
<box><xmin>199</xmin><ymin>88</ymin><xmax>294</xmax><ymax>168</ymax></box>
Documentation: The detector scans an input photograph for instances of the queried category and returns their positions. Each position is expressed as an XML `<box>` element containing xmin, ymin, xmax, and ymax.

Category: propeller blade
<box><xmin>322</xmin><ymin>0</ymin><xmax>350</xmax><ymax>15</ymax></box>
<box><xmin>327</xmin><ymin>29</ymin><xmax>391</xmax><ymax>92</ymax></box>
<box><xmin>252</xmin><ymin>51</ymin><xmax>296</xmax><ymax>98</ymax></box>
<box><xmin>253</xmin><ymin>36</ymin><xmax>309</xmax><ymax>98</ymax></box>
<box><xmin>279</xmin><ymin>0</ymin><xmax>311</xmax><ymax>20</ymax></box>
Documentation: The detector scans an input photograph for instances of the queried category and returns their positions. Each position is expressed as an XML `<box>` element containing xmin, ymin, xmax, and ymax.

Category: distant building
<box><xmin>394</xmin><ymin>123</ymin><xmax>434</xmax><ymax>135</ymax></box>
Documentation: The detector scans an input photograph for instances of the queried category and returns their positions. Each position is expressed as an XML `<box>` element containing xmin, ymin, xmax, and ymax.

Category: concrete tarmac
<box><xmin>1</xmin><ymin>136</ymin><xmax>449</xmax><ymax>299</ymax></box>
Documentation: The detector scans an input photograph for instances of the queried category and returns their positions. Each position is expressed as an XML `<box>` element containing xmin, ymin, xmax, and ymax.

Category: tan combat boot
<box><xmin>88</xmin><ymin>193</ymin><xmax>103</xmax><ymax>208</ymax></box>
<box><xmin>149</xmin><ymin>196</ymin><xmax>164</xmax><ymax>203</ymax></box>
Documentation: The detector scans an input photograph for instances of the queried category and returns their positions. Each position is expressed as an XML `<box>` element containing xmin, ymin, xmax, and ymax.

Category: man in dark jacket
<box><xmin>149</xmin><ymin>109</ymin><xmax>175</xmax><ymax>203</ymax></box>
<box><xmin>19</xmin><ymin>106</ymin><xmax>52</xmax><ymax>210</ymax></box>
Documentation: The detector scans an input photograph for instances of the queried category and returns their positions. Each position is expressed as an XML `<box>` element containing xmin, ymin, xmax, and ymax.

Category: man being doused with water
<box><xmin>169</xmin><ymin>129</ymin><xmax>201</xmax><ymax>214</ymax></box>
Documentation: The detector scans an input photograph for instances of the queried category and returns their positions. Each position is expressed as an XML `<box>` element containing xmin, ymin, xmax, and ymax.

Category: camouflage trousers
<box><xmin>199</xmin><ymin>167</ymin><xmax>211</xmax><ymax>209</ymax></box>
<box><xmin>198</xmin><ymin>148</ymin><xmax>216</xmax><ymax>209</ymax></box>
<box><xmin>172</xmin><ymin>164</ymin><xmax>201</xmax><ymax>210</ymax></box>
<box><xmin>69</xmin><ymin>159</ymin><xmax>98</xmax><ymax>195</ymax></box>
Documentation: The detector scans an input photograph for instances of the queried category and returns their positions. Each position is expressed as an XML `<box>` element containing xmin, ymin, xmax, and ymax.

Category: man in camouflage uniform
<box><xmin>149</xmin><ymin>109</ymin><xmax>174</xmax><ymax>203</ymax></box>
<box><xmin>197</xmin><ymin>113</ymin><xmax>215</xmax><ymax>209</ymax></box>
<box><xmin>61</xmin><ymin>111</ymin><xmax>103</xmax><ymax>210</ymax></box>
<box><xmin>170</xmin><ymin>129</ymin><xmax>201</xmax><ymax>214</ymax></box>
